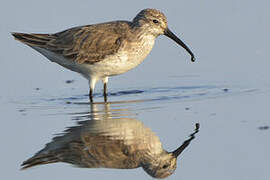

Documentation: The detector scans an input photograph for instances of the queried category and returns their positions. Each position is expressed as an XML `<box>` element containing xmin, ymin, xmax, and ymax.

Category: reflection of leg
<box><xmin>89</xmin><ymin>88</ymin><xmax>93</xmax><ymax>102</ymax></box>
<box><xmin>102</xmin><ymin>77</ymin><xmax>109</xmax><ymax>102</ymax></box>
<box><xmin>103</xmin><ymin>83</ymin><xmax>107</xmax><ymax>102</ymax></box>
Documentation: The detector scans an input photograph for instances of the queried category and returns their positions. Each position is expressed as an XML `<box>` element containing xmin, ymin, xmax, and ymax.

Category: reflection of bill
<box><xmin>21</xmin><ymin>104</ymin><xmax>199</xmax><ymax>178</ymax></box>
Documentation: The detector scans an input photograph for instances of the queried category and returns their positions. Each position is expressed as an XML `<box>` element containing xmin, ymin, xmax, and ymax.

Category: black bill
<box><xmin>172</xmin><ymin>123</ymin><xmax>200</xmax><ymax>158</ymax></box>
<box><xmin>164</xmin><ymin>28</ymin><xmax>195</xmax><ymax>62</ymax></box>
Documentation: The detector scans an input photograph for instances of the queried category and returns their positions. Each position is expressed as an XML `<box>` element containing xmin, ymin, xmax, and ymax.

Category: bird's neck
<box><xmin>140</xmin><ymin>150</ymin><xmax>167</xmax><ymax>167</ymax></box>
<box><xmin>131</xmin><ymin>27</ymin><xmax>156</xmax><ymax>43</ymax></box>
<box><xmin>130</xmin><ymin>21</ymin><xmax>157</xmax><ymax>40</ymax></box>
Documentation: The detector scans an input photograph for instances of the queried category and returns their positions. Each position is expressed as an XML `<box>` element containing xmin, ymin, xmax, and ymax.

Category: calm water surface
<box><xmin>2</xmin><ymin>80</ymin><xmax>269</xmax><ymax>179</ymax></box>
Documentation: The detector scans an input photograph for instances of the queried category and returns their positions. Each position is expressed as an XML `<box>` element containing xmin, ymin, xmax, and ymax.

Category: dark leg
<box><xmin>89</xmin><ymin>88</ymin><xmax>93</xmax><ymax>103</ymax></box>
<box><xmin>103</xmin><ymin>82</ymin><xmax>108</xmax><ymax>102</ymax></box>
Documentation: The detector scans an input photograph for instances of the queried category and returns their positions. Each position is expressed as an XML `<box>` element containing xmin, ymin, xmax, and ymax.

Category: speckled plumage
<box><xmin>12</xmin><ymin>8</ymin><xmax>195</xmax><ymax>102</ymax></box>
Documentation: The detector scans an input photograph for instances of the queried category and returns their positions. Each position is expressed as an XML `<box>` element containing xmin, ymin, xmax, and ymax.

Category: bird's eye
<box><xmin>162</xmin><ymin>164</ymin><xmax>169</xmax><ymax>169</ymax></box>
<box><xmin>153</xmin><ymin>19</ymin><xmax>159</xmax><ymax>24</ymax></box>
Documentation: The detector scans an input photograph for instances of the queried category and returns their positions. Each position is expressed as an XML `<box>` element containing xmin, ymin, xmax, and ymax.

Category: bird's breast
<box><xmin>125</xmin><ymin>34</ymin><xmax>156</xmax><ymax>63</ymax></box>
<box><xmin>114</xmin><ymin>35</ymin><xmax>156</xmax><ymax>73</ymax></box>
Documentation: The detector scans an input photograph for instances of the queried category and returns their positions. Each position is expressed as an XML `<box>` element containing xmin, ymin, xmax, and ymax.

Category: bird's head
<box><xmin>142</xmin><ymin>152</ymin><xmax>177</xmax><ymax>179</ymax></box>
<box><xmin>142</xmin><ymin>123</ymin><xmax>200</xmax><ymax>178</ymax></box>
<box><xmin>133</xmin><ymin>8</ymin><xmax>195</xmax><ymax>62</ymax></box>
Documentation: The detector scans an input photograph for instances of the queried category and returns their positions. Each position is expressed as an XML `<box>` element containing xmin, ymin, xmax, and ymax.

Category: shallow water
<box><xmin>1</xmin><ymin>0</ymin><xmax>270</xmax><ymax>179</ymax></box>
<box><xmin>2</xmin><ymin>79</ymin><xmax>270</xmax><ymax>179</ymax></box>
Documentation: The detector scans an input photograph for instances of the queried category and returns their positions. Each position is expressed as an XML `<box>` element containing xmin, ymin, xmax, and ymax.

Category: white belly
<box><xmin>81</xmin><ymin>52</ymin><xmax>144</xmax><ymax>77</ymax></box>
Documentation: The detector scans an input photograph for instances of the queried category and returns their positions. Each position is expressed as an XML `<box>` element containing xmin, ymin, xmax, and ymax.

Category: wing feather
<box><xmin>12</xmin><ymin>21</ymin><xmax>131</xmax><ymax>64</ymax></box>
<box><xmin>50</xmin><ymin>21</ymin><xmax>131</xmax><ymax>64</ymax></box>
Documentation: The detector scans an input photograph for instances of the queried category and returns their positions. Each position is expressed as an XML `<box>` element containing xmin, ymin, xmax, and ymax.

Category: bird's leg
<box><xmin>89</xmin><ymin>88</ymin><xmax>93</xmax><ymax>103</ymax></box>
<box><xmin>89</xmin><ymin>78</ymin><xmax>97</xmax><ymax>103</ymax></box>
<box><xmin>103</xmin><ymin>82</ymin><xmax>108</xmax><ymax>102</ymax></box>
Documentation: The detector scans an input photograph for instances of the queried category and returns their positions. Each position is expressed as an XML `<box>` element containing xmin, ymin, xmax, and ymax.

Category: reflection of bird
<box><xmin>21</xmin><ymin>114</ymin><xmax>199</xmax><ymax>178</ymax></box>
<box><xmin>12</xmin><ymin>8</ymin><xmax>195</xmax><ymax>102</ymax></box>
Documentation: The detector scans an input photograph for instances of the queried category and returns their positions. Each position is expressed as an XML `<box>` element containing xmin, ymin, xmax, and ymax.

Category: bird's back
<box><xmin>12</xmin><ymin>21</ymin><xmax>133</xmax><ymax>65</ymax></box>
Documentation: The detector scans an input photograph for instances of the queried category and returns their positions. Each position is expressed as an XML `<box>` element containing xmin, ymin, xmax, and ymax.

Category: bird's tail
<box><xmin>21</xmin><ymin>152</ymin><xmax>59</xmax><ymax>170</ymax></box>
<box><xmin>11</xmin><ymin>32</ymin><xmax>52</xmax><ymax>47</ymax></box>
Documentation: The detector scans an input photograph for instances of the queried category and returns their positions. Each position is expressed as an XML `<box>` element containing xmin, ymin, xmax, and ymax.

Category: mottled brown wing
<box><xmin>12</xmin><ymin>21</ymin><xmax>130</xmax><ymax>64</ymax></box>
<box><xmin>21</xmin><ymin>119</ymin><xmax>133</xmax><ymax>169</ymax></box>
<box><xmin>47</xmin><ymin>21</ymin><xmax>131</xmax><ymax>64</ymax></box>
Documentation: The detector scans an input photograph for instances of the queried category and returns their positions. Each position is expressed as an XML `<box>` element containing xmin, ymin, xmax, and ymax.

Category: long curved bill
<box><xmin>172</xmin><ymin>123</ymin><xmax>200</xmax><ymax>158</ymax></box>
<box><xmin>164</xmin><ymin>28</ymin><xmax>195</xmax><ymax>62</ymax></box>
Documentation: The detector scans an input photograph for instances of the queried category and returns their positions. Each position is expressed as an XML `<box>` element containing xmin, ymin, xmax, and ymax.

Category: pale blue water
<box><xmin>1</xmin><ymin>0</ymin><xmax>270</xmax><ymax>179</ymax></box>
